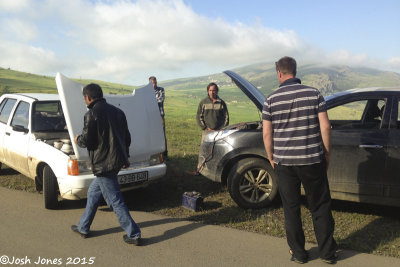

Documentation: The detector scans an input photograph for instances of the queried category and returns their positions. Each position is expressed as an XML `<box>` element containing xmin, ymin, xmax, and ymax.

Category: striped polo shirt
<box><xmin>262</xmin><ymin>78</ymin><xmax>327</xmax><ymax>165</ymax></box>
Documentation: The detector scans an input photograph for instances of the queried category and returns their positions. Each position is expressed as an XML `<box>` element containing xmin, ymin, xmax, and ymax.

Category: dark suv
<box><xmin>198</xmin><ymin>71</ymin><xmax>400</xmax><ymax>209</ymax></box>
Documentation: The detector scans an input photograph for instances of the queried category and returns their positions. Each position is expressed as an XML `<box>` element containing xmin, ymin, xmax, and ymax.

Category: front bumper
<box><xmin>198</xmin><ymin>140</ymin><xmax>233</xmax><ymax>183</ymax></box>
<box><xmin>57</xmin><ymin>163</ymin><xmax>167</xmax><ymax>200</ymax></box>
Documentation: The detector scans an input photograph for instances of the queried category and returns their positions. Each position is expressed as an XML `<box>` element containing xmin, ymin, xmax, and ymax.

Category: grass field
<box><xmin>164</xmin><ymin>87</ymin><xmax>261</xmax><ymax>156</ymax></box>
<box><xmin>160</xmin><ymin>88</ymin><xmax>400</xmax><ymax>258</ymax></box>
<box><xmin>0</xmin><ymin>69</ymin><xmax>400</xmax><ymax>258</ymax></box>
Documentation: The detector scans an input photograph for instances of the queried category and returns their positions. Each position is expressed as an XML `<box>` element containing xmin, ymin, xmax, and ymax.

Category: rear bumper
<box><xmin>57</xmin><ymin>163</ymin><xmax>167</xmax><ymax>200</ymax></box>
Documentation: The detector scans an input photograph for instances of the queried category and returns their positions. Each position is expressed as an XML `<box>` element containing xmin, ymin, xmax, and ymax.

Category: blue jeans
<box><xmin>77</xmin><ymin>175</ymin><xmax>141</xmax><ymax>238</ymax></box>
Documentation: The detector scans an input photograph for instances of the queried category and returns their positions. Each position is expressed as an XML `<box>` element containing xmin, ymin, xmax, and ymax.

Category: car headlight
<box><xmin>149</xmin><ymin>153</ymin><xmax>164</xmax><ymax>165</ymax></box>
<box><xmin>203</xmin><ymin>129</ymin><xmax>239</xmax><ymax>142</ymax></box>
<box><xmin>68</xmin><ymin>159</ymin><xmax>91</xmax><ymax>175</ymax></box>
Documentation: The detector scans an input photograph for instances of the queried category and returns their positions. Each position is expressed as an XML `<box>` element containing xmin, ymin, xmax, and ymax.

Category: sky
<box><xmin>0</xmin><ymin>0</ymin><xmax>399</xmax><ymax>85</ymax></box>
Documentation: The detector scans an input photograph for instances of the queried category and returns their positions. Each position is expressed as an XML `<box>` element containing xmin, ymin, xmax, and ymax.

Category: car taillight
<box><xmin>68</xmin><ymin>159</ymin><xmax>80</xmax><ymax>175</ymax></box>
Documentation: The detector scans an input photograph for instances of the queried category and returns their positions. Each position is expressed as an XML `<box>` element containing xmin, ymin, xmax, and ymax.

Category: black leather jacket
<box><xmin>76</xmin><ymin>98</ymin><xmax>131</xmax><ymax>176</ymax></box>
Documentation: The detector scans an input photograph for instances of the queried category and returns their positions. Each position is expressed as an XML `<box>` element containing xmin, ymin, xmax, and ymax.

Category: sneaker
<box><xmin>123</xmin><ymin>233</ymin><xmax>141</xmax><ymax>245</ymax></box>
<box><xmin>71</xmin><ymin>225</ymin><xmax>88</xmax><ymax>238</ymax></box>
<box><xmin>321</xmin><ymin>253</ymin><xmax>338</xmax><ymax>264</ymax></box>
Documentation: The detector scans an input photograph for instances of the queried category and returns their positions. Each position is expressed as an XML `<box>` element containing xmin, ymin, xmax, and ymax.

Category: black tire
<box><xmin>227</xmin><ymin>158</ymin><xmax>277</xmax><ymax>209</ymax></box>
<box><xmin>43</xmin><ymin>165</ymin><xmax>59</xmax><ymax>209</ymax></box>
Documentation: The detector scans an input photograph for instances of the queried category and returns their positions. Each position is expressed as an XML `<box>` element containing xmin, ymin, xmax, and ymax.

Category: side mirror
<box><xmin>12</xmin><ymin>125</ymin><xmax>29</xmax><ymax>133</ymax></box>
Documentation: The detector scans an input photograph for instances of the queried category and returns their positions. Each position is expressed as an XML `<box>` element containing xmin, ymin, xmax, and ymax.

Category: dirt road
<box><xmin>0</xmin><ymin>187</ymin><xmax>399</xmax><ymax>266</ymax></box>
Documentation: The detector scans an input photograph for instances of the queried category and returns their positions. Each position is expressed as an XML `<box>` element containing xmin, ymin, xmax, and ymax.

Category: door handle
<box><xmin>5</xmin><ymin>132</ymin><xmax>10</xmax><ymax>136</ymax></box>
<box><xmin>359</xmin><ymin>144</ymin><xmax>383</xmax><ymax>149</ymax></box>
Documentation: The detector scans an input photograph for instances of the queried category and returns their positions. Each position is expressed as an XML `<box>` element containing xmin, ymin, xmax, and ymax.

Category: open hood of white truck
<box><xmin>55</xmin><ymin>73</ymin><xmax>165</xmax><ymax>162</ymax></box>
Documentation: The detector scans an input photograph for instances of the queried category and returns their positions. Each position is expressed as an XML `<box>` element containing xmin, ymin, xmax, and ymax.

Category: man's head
<box><xmin>275</xmin><ymin>56</ymin><xmax>297</xmax><ymax>84</ymax></box>
<box><xmin>207</xmin><ymin>82</ymin><xmax>219</xmax><ymax>100</ymax></box>
<box><xmin>82</xmin><ymin>83</ymin><xmax>103</xmax><ymax>106</ymax></box>
<box><xmin>149</xmin><ymin>76</ymin><xmax>157</xmax><ymax>89</ymax></box>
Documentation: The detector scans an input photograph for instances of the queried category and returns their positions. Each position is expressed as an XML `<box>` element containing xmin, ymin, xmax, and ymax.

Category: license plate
<box><xmin>118</xmin><ymin>171</ymin><xmax>148</xmax><ymax>185</ymax></box>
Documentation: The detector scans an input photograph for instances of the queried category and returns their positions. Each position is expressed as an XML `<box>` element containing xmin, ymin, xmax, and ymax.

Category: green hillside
<box><xmin>1</xmin><ymin>62</ymin><xmax>400</xmax><ymax>101</ymax></box>
<box><xmin>0</xmin><ymin>67</ymin><xmax>136</xmax><ymax>95</ymax></box>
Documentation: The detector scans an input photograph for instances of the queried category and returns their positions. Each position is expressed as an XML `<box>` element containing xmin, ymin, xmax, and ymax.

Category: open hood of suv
<box><xmin>223</xmin><ymin>70</ymin><xmax>266</xmax><ymax>111</ymax></box>
<box><xmin>55</xmin><ymin>73</ymin><xmax>165</xmax><ymax>162</ymax></box>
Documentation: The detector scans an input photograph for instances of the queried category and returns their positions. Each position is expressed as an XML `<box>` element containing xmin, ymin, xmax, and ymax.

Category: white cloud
<box><xmin>0</xmin><ymin>40</ymin><xmax>63</xmax><ymax>73</ymax></box>
<box><xmin>0</xmin><ymin>0</ymin><xmax>397</xmax><ymax>84</ymax></box>
<box><xmin>323</xmin><ymin>50</ymin><xmax>373</xmax><ymax>67</ymax></box>
<box><xmin>388</xmin><ymin>56</ymin><xmax>400</xmax><ymax>72</ymax></box>
<box><xmin>0</xmin><ymin>0</ymin><xmax>29</xmax><ymax>12</ymax></box>
<box><xmin>62</xmin><ymin>0</ymin><xmax>307</xmax><ymax>82</ymax></box>
<box><xmin>1</xmin><ymin>18</ymin><xmax>37</xmax><ymax>41</ymax></box>
<box><xmin>0</xmin><ymin>0</ymin><xmax>306</xmax><ymax>83</ymax></box>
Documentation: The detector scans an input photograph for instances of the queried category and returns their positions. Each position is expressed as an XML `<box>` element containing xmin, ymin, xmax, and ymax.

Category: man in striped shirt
<box><xmin>262</xmin><ymin>57</ymin><xmax>337</xmax><ymax>264</ymax></box>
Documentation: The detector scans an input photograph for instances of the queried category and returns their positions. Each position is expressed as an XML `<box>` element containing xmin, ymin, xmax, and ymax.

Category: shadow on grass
<box><xmin>0</xmin><ymin>167</ymin><xmax>20</xmax><ymax>175</ymax></box>
<box><xmin>339</xmin><ymin>217</ymin><xmax>400</xmax><ymax>255</ymax></box>
<box><xmin>332</xmin><ymin>199</ymin><xmax>400</xmax><ymax>219</ymax></box>
<box><xmin>186</xmin><ymin>202</ymin><xmax>283</xmax><ymax>225</ymax></box>
<box><xmin>331</xmin><ymin>200</ymin><xmax>400</xmax><ymax>256</ymax></box>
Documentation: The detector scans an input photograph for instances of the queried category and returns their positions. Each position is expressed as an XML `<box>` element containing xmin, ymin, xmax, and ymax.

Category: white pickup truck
<box><xmin>0</xmin><ymin>73</ymin><xmax>167</xmax><ymax>209</ymax></box>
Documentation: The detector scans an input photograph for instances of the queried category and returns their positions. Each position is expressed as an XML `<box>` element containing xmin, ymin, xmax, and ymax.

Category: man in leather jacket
<box><xmin>71</xmin><ymin>83</ymin><xmax>142</xmax><ymax>245</ymax></box>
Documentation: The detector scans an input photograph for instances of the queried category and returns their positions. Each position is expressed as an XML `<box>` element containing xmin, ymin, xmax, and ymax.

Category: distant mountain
<box><xmin>161</xmin><ymin>62</ymin><xmax>400</xmax><ymax>96</ymax></box>
<box><xmin>1</xmin><ymin>62</ymin><xmax>400</xmax><ymax>97</ymax></box>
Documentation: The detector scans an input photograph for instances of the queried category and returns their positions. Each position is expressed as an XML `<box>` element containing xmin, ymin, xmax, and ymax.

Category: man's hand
<box><xmin>122</xmin><ymin>160</ymin><xmax>130</xmax><ymax>169</ymax></box>
<box><xmin>325</xmin><ymin>152</ymin><xmax>330</xmax><ymax>170</ymax></box>
<box><xmin>262</xmin><ymin>120</ymin><xmax>274</xmax><ymax>169</ymax></box>
<box><xmin>268</xmin><ymin>158</ymin><xmax>275</xmax><ymax>169</ymax></box>
<box><xmin>73</xmin><ymin>134</ymin><xmax>80</xmax><ymax>144</ymax></box>
<box><xmin>318</xmin><ymin>111</ymin><xmax>331</xmax><ymax>171</ymax></box>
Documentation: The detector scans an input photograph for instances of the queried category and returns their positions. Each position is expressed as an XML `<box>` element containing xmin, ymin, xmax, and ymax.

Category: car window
<box><xmin>328</xmin><ymin>100</ymin><xmax>367</xmax><ymax>121</ymax></box>
<box><xmin>11</xmin><ymin>101</ymin><xmax>30</xmax><ymax>129</ymax></box>
<box><xmin>32</xmin><ymin>101</ymin><xmax>67</xmax><ymax>132</ymax></box>
<box><xmin>328</xmin><ymin>99</ymin><xmax>385</xmax><ymax>129</ymax></box>
<box><xmin>398</xmin><ymin>99</ymin><xmax>400</xmax><ymax>128</ymax></box>
<box><xmin>0</xmin><ymin>98</ymin><xmax>17</xmax><ymax>124</ymax></box>
<box><xmin>0</xmin><ymin>99</ymin><xmax>7</xmax><ymax>113</ymax></box>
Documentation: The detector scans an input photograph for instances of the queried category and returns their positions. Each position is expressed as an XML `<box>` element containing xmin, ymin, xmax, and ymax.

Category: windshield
<box><xmin>32</xmin><ymin>101</ymin><xmax>67</xmax><ymax>132</ymax></box>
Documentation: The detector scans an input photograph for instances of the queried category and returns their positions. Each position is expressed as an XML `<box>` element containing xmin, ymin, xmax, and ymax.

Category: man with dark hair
<box><xmin>71</xmin><ymin>83</ymin><xmax>142</xmax><ymax>245</ymax></box>
<box><xmin>263</xmin><ymin>57</ymin><xmax>337</xmax><ymax>264</ymax></box>
<box><xmin>82</xmin><ymin>83</ymin><xmax>103</xmax><ymax>99</ymax></box>
<box><xmin>196</xmin><ymin>82</ymin><xmax>229</xmax><ymax>142</ymax></box>
<box><xmin>149</xmin><ymin>76</ymin><xmax>168</xmax><ymax>159</ymax></box>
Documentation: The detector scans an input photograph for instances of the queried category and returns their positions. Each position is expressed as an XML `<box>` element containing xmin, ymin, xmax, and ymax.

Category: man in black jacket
<box><xmin>71</xmin><ymin>83</ymin><xmax>141</xmax><ymax>245</ymax></box>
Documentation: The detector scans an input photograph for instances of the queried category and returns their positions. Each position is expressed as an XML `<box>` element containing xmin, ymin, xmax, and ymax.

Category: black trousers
<box><xmin>275</xmin><ymin>161</ymin><xmax>337</xmax><ymax>260</ymax></box>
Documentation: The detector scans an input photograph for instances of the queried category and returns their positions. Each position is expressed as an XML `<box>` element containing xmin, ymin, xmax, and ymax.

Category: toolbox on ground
<box><xmin>182</xmin><ymin>191</ymin><xmax>203</xmax><ymax>211</ymax></box>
